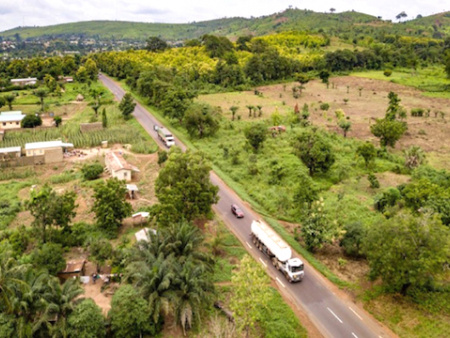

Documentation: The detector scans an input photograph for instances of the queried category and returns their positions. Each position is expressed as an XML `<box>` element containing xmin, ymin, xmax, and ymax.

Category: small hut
<box><xmin>76</xmin><ymin>94</ymin><xmax>84</xmax><ymax>102</ymax></box>
<box><xmin>58</xmin><ymin>260</ymin><xmax>86</xmax><ymax>281</ymax></box>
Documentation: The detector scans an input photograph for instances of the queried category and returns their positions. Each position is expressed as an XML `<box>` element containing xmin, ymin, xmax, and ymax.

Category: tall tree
<box><xmin>301</xmin><ymin>199</ymin><xmax>333</xmax><ymax>252</ymax></box>
<box><xmin>364</xmin><ymin>212</ymin><xmax>450</xmax><ymax>295</ymax></box>
<box><xmin>244</xmin><ymin>123</ymin><xmax>267</xmax><ymax>153</ymax></box>
<box><xmin>109</xmin><ymin>285</ymin><xmax>157</xmax><ymax>338</ymax></box>
<box><xmin>91</xmin><ymin>178</ymin><xmax>132</xmax><ymax>236</ymax></box>
<box><xmin>370</xmin><ymin>118</ymin><xmax>407</xmax><ymax>148</ymax></box>
<box><xmin>146</xmin><ymin>37</ymin><xmax>169</xmax><ymax>52</ymax></box>
<box><xmin>230</xmin><ymin>255</ymin><xmax>271</xmax><ymax>337</ymax></box>
<box><xmin>154</xmin><ymin>148</ymin><xmax>219</xmax><ymax>225</ymax></box>
<box><xmin>84</xmin><ymin>58</ymin><xmax>98</xmax><ymax>81</ymax></box>
<box><xmin>184</xmin><ymin>103</ymin><xmax>220</xmax><ymax>138</ymax></box>
<box><xmin>292</xmin><ymin>128</ymin><xmax>335</xmax><ymax>176</ymax></box>
<box><xmin>67</xmin><ymin>299</ymin><xmax>105</xmax><ymax>338</ymax></box>
<box><xmin>118</xmin><ymin>93</ymin><xmax>136</xmax><ymax>120</ymax></box>
<box><xmin>4</xmin><ymin>94</ymin><xmax>15</xmax><ymax>111</ymax></box>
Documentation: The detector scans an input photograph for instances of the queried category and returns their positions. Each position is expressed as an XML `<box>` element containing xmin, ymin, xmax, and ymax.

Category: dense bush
<box><xmin>21</xmin><ymin>114</ymin><xmax>42</xmax><ymax>128</ymax></box>
<box><xmin>374</xmin><ymin>188</ymin><xmax>401</xmax><ymax>212</ymax></box>
<box><xmin>81</xmin><ymin>163</ymin><xmax>104</xmax><ymax>180</ymax></box>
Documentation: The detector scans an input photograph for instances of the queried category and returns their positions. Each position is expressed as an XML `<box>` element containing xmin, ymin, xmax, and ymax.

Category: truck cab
<box><xmin>285</xmin><ymin>258</ymin><xmax>304</xmax><ymax>282</ymax></box>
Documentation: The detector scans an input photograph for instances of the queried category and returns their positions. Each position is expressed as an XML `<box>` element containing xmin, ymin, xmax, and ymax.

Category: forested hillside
<box><xmin>1</xmin><ymin>8</ymin><xmax>449</xmax><ymax>41</ymax></box>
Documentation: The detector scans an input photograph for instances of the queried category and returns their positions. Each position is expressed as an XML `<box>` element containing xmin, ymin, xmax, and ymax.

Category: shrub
<box><xmin>340</xmin><ymin>222</ymin><xmax>366</xmax><ymax>258</ymax></box>
<box><xmin>21</xmin><ymin>114</ymin><xmax>42</xmax><ymax>128</ymax></box>
<box><xmin>81</xmin><ymin>163</ymin><xmax>103</xmax><ymax>180</ymax></box>
<box><xmin>411</xmin><ymin>108</ymin><xmax>425</xmax><ymax>117</ymax></box>
<box><xmin>374</xmin><ymin>188</ymin><xmax>401</xmax><ymax>212</ymax></box>
<box><xmin>383</xmin><ymin>69</ymin><xmax>392</xmax><ymax>77</ymax></box>
<box><xmin>368</xmin><ymin>173</ymin><xmax>380</xmax><ymax>189</ymax></box>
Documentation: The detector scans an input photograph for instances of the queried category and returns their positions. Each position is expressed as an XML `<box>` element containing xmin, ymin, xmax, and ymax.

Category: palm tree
<box><xmin>230</xmin><ymin>106</ymin><xmax>238</xmax><ymax>121</ymax></box>
<box><xmin>404</xmin><ymin>146</ymin><xmax>426</xmax><ymax>169</ymax></box>
<box><xmin>171</xmin><ymin>262</ymin><xmax>214</xmax><ymax>335</ymax></box>
<box><xmin>5</xmin><ymin>94</ymin><xmax>15</xmax><ymax>110</ymax></box>
<box><xmin>34</xmin><ymin>88</ymin><xmax>48</xmax><ymax>112</ymax></box>
<box><xmin>0</xmin><ymin>254</ymin><xmax>29</xmax><ymax>314</ymax></box>
<box><xmin>125</xmin><ymin>254</ymin><xmax>175</xmax><ymax>323</ymax></box>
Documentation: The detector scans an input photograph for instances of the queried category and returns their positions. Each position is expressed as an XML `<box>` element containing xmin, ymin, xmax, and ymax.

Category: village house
<box><xmin>10</xmin><ymin>77</ymin><xmax>37</xmax><ymax>86</ymax></box>
<box><xmin>57</xmin><ymin>260</ymin><xmax>86</xmax><ymax>281</ymax></box>
<box><xmin>0</xmin><ymin>111</ymin><xmax>26</xmax><ymax>129</ymax></box>
<box><xmin>0</xmin><ymin>146</ymin><xmax>21</xmax><ymax>161</ymax></box>
<box><xmin>105</xmin><ymin>151</ymin><xmax>140</xmax><ymax>182</ymax></box>
<box><xmin>25</xmin><ymin>140</ymin><xmax>74</xmax><ymax>163</ymax></box>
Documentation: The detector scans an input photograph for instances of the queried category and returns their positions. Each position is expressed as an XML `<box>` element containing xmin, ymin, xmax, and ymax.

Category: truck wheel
<box><xmin>271</xmin><ymin>257</ymin><xmax>277</xmax><ymax>267</ymax></box>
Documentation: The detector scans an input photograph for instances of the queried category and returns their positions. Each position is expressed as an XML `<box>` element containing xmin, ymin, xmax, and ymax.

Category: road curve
<box><xmin>99</xmin><ymin>73</ymin><xmax>394</xmax><ymax>338</ymax></box>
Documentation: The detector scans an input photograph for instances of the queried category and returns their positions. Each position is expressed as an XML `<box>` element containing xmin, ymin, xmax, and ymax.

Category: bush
<box><xmin>21</xmin><ymin>114</ymin><xmax>42</xmax><ymax>128</ymax></box>
<box><xmin>368</xmin><ymin>173</ymin><xmax>380</xmax><ymax>189</ymax></box>
<box><xmin>81</xmin><ymin>163</ymin><xmax>103</xmax><ymax>180</ymax></box>
<box><xmin>384</xmin><ymin>69</ymin><xmax>392</xmax><ymax>77</ymax></box>
<box><xmin>340</xmin><ymin>222</ymin><xmax>366</xmax><ymax>258</ymax></box>
<box><xmin>411</xmin><ymin>108</ymin><xmax>425</xmax><ymax>117</ymax></box>
<box><xmin>32</xmin><ymin>243</ymin><xmax>66</xmax><ymax>275</ymax></box>
<box><xmin>374</xmin><ymin>188</ymin><xmax>401</xmax><ymax>212</ymax></box>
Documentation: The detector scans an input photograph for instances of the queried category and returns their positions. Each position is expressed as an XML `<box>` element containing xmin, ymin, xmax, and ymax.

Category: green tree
<box><xmin>445</xmin><ymin>53</ymin><xmax>450</xmax><ymax>78</ymax></box>
<box><xmin>157</xmin><ymin>149</ymin><xmax>168</xmax><ymax>166</ymax></box>
<box><xmin>101</xmin><ymin>108</ymin><xmax>107</xmax><ymax>128</ymax></box>
<box><xmin>26</xmin><ymin>185</ymin><xmax>77</xmax><ymax>243</ymax></box>
<box><xmin>81</xmin><ymin>163</ymin><xmax>103</xmax><ymax>180</ymax></box>
<box><xmin>67</xmin><ymin>299</ymin><xmax>105</xmax><ymax>338</ymax></box>
<box><xmin>75</xmin><ymin>66</ymin><xmax>88</xmax><ymax>83</ymax></box>
<box><xmin>301</xmin><ymin>198</ymin><xmax>334</xmax><ymax>252</ymax></box>
<box><xmin>160</xmin><ymin>87</ymin><xmax>195</xmax><ymax>122</ymax></box>
<box><xmin>146</xmin><ymin>37</ymin><xmax>169</xmax><ymax>52</ymax></box>
<box><xmin>184</xmin><ymin>103</ymin><xmax>220</xmax><ymax>138</ymax></box>
<box><xmin>88</xmin><ymin>238</ymin><xmax>113</xmax><ymax>273</ymax></box>
<box><xmin>230</xmin><ymin>255</ymin><xmax>271</xmax><ymax>337</ymax></box>
<box><xmin>364</xmin><ymin>212</ymin><xmax>450</xmax><ymax>295</ymax></box>
<box><xmin>4</xmin><ymin>94</ymin><xmax>15</xmax><ymax>110</ymax></box>
<box><xmin>43</xmin><ymin>74</ymin><xmax>57</xmax><ymax>93</ymax></box>
<box><xmin>370</xmin><ymin>118</ymin><xmax>407</xmax><ymax>147</ymax></box>
<box><xmin>338</xmin><ymin>118</ymin><xmax>351</xmax><ymax>137</ymax></box>
<box><xmin>0</xmin><ymin>251</ymin><xmax>29</xmax><ymax>314</ymax></box>
<box><xmin>296</xmin><ymin>74</ymin><xmax>310</xmax><ymax>95</ymax></box>
<box><xmin>31</xmin><ymin>243</ymin><xmax>66</xmax><ymax>275</ymax></box>
<box><xmin>84</xmin><ymin>58</ymin><xmax>98</xmax><ymax>81</ymax></box>
<box><xmin>293</xmin><ymin>174</ymin><xmax>319</xmax><ymax>215</ymax></box>
<box><xmin>91</xmin><ymin>178</ymin><xmax>132</xmax><ymax>236</ymax></box>
<box><xmin>21</xmin><ymin>114</ymin><xmax>42</xmax><ymax>128</ymax></box>
<box><xmin>53</xmin><ymin>116</ymin><xmax>62</xmax><ymax>127</ymax></box>
<box><xmin>386</xmin><ymin>91</ymin><xmax>401</xmax><ymax>120</ymax></box>
<box><xmin>340</xmin><ymin>222</ymin><xmax>366</xmax><ymax>258</ymax></box>
<box><xmin>292</xmin><ymin>129</ymin><xmax>335</xmax><ymax>176</ymax></box>
<box><xmin>319</xmin><ymin>70</ymin><xmax>330</xmax><ymax>85</ymax></box>
<box><xmin>109</xmin><ymin>285</ymin><xmax>157</xmax><ymax>338</ymax></box>
<box><xmin>244</xmin><ymin>123</ymin><xmax>267</xmax><ymax>153</ymax></box>
<box><xmin>154</xmin><ymin>149</ymin><xmax>219</xmax><ymax>225</ymax></box>
<box><xmin>118</xmin><ymin>93</ymin><xmax>136</xmax><ymax>120</ymax></box>
<box><xmin>230</xmin><ymin>105</ymin><xmax>239</xmax><ymax>121</ymax></box>
<box><xmin>356</xmin><ymin>142</ymin><xmax>377</xmax><ymax>167</ymax></box>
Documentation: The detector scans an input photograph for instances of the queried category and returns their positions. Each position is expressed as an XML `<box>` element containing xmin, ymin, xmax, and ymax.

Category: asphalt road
<box><xmin>99</xmin><ymin>74</ymin><xmax>394</xmax><ymax>338</ymax></box>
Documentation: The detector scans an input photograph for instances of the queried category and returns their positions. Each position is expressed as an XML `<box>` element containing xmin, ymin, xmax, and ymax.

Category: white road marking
<box><xmin>327</xmin><ymin>307</ymin><xmax>343</xmax><ymax>323</ymax></box>
<box><xmin>259</xmin><ymin>258</ymin><xmax>267</xmax><ymax>268</ymax></box>
<box><xmin>246</xmin><ymin>241</ymin><xmax>252</xmax><ymax>249</ymax></box>
<box><xmin>276</xmin><ymin>277</ymin><xmax>286</xmax><ymax>288</ymax></box>
<box><xmin>349</xmin><ymin>307</ymin><xmax>363</xmax><ymax>320</ymax></box>
<box><xmin>352</xmin><ymin>332</ymin><xmax>358</xmax><ymax>338</ymax></box>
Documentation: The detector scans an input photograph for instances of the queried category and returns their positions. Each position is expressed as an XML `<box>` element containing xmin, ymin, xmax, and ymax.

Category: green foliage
<box><xmin>301</xmin><ymin>198</ymin><xmax>334</xmax><ymax>252</ymax></box>
<box><xmin>118</xmin><ymin>93</ymin><xmax>136</xmax><ymax>120</ymax></box>
<box><xmin>26</xmin><ymin>184</ymin><xmax>77</xmax><ymax>243</ymax></box>
<box><xmin>157</xmin><ymin>149</ymin><xmax>168</xmax><ymax>166</ymax></box>
<box><xmin>292</xmin><ymin>128</ymin><xmax>335</xmax><ymax>176</ymax></box>
<box><xmin>370</xmin><ymin>118</ymin><xmax>407</xmax><ymax>148</ymax></box>
<box><xmin>146</xmin><ymin>36</ymin><xmax>168</xmax><ymax>52</ymax></box>
<box><xmin>293</xmin><ymin>174</ymin><xmax>318</xmax><ymax>215</ymax></box>
<box><xmin>445</xmin><ymin>53</ymin><xmax>450</xmax><ymax>78</ymax></box>
<box><xmin>364</xmin><ymin>212</ymin><xmax>450</xmax><ymax>295</ymax></box>
<box><xmin>356</xmin><ymin>142</ymin><xmax>377</xmax><ymax>167</ymax></box>
<box><xmin>91</xmin><ymin>178</ymin><xmax>132</xmax><ymax>236</ymax></box>
<box><xmin>31</xmin><ymin>243</ymin><xmax>66</xmax><ymax>275</ymax></box>
<box><xmin>81</xmin><ymin>163</ymin><xmax>104</xmax><ymax>180</ymax></box>
<box><xmin>88</xmin><ymin>238</ymin><xmax>113</xmax><ymax>272</ymax></box>
<box><xmin>338</xmin><ymin>118</ymin><xmax>352</xmax><ymax>137</ymax></box>
<box><xmin>67</xmin><ymin>299</ymin><xmax>106</xmax><ymax>338</ymax></box>
<box><xmin>230</xmin><ymin>255</ymin><xmax>272</xmax><ymax>336</ymax></box>
<box><xmin>202</xmin><ymin>34</ymin><xmax>233</xmax><ymax>58</ymax></box>
<box><xmin>403</xmin><ymin>146</ymin><xmax>426</xmax><ymax>169</ymax></box>
<box><xmin>109</xmin><ymin>285</ymin><xmax>157</xmax><ymax>338</ymax></box>
<box><xmin>340</xmin><ymin>222</ymin><xmax>366</xmax><ymax>258</ymax></box>
<box><xmin>244</xmin><ymin>122</ymin><xmax>267</xmax><ymax>152</ymax></box>
<box><xmin>374</xmin><ymin>188</ymin><xmax>401</xmax><ymax>213</ymax></box>
<box><xmin>34</xmin><ymin>88</ymin><xmax>48</xmax><ymax>111</ymax></box>
<box><xmin>21</xmin><ymin>114</ymin><xmax>42</xmax><ymax>128</ymax></box>
<box><xmin>154</xmin><ymin>148</ymin><xmax>219</xmax><ymax>225</ymax></box>
<box><xmin>53</xmin><ymin>116</ymin><xmax>62</xmax><ymax>127</ymax></box>
<box><xmin>184</xmin><ymin>103</ymin><xmax>220</xmax><ymax>138</ymax></box>
<box><xmin>4</xmin><ymin>94</ymin><xmax>15</xmax><ymax>110</ymax></box>
<box><xmin>368</xmin><ymin>173</ymin><xmax>380</xmax><ymax>189</ymax></box>
<box><xmin>101</xmin><ymin>108</ymin><xmax>107</xmax><ymax>128</ymax></box>
<box><xmin>84</xmin><ymin>58</ymin><xmax>98</xmax><ymax>81</ymax></box>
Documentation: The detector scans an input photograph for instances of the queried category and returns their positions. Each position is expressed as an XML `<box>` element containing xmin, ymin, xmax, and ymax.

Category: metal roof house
<box><xmin>25</xmin><ymin>140</ymin><xmax>74</xmax><ymax>163</ymax></box>
<box><xmin>0</xmin><ymin>146</ymin><xmax>21</xmax><ymax>160</ymax></box>
<box><xmin>0</xmin><ymin>111</ymin><xmax>25</xmax><ymax>130</ymax></box>
<box><xmin>105</xmin><ymin>151</ymin><xmax>140</xmax><ymax>182</ymax></box>
<box><xmin>10</xmin><ymin>77</ymin><xmax>37</xmax><ymax>86</ymax></box>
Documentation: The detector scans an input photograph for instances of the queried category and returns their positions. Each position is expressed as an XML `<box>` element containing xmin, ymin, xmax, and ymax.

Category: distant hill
<box><xmin>1</xmin><ymin>9</ymin><xmax>449</xmax><ymax>41</ymax></box>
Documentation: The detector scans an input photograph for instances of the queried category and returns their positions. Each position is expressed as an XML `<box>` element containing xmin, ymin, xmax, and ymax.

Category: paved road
<box><xmin>100</xmin><ymin>74</ymin><xmax>394</xmax><ymax>338</ymax></box>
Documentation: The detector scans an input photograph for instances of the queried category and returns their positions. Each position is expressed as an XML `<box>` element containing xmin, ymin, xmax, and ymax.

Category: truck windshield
<box><xmin>291</xmin><ymin>265</ymin><xmax>304</xmax><ymax>273</ymax></box>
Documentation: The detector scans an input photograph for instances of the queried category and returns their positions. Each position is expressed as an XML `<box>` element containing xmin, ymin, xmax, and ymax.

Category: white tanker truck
<box><xmin>251</xmin><ymin>220</ymin><xmax>304</xmax><ymax>283</ymax></box>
